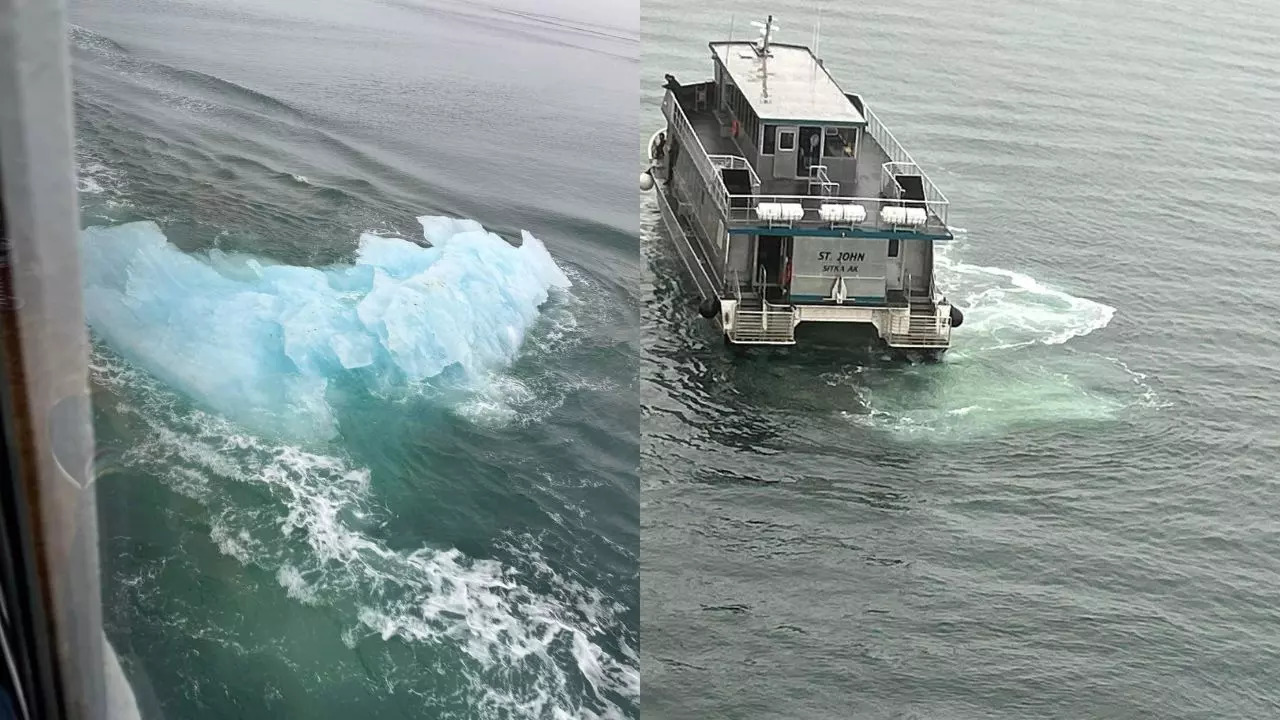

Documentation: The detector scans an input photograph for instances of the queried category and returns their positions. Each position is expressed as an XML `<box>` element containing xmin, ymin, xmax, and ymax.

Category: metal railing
<box><xmin>708</xmin><ymin>154</ymin><xmax>761</xmax><ymax>193</ymax></box>
<box><xmin>730</xmin><ymin>307</ymin><xmax>795</xmax><ymax>342</ymax></box>
<box><xmin>763</xmin><ymin>305</ymin><xmax>797</xmax><ymax>334</ymax></box>
<box><xmin>863</xmin><ymin>104</ymin><xmax>950</xmax><ymax>228</ymax></box>
<box><xmin>806</xmin><ymin>164</ymin><xmax>840</xmax><ymax>196</ymax></box>
<box><xmin>880</xmin><ymin>161</ymin><xmax>915</xmax><ymax>198</ymax></box>
<box><xmin>723</xmin><ymin>268</ymin><xmax>794</xmax><ymax>342</ymax></box>
<box><xmin>885</xmin><ymin>269</ymin><xmax>951</xmax><ymax>346</ymax></box>
<box><xmin>725</xmin><ymin>193</ymin><xmax>948</xmax><ymax>233</ymax></box>
<box><xmin>664</xmin><ymin>89</ymin><xmax>952</xmax><ymax>233</ymax></box>
<box><xmin>903</xmin><ymin>270</ymin><xmax>943</xmax><ymax>306</ymax></box>
<box><xmin>662</xmin><ymin>90</ymin><xmax>729</xmax><ymax>216</ymax></box>
<box><xmin>864</xmin><ymin>104</ymin><xmax>914</xmax><ymax>168</ymax></box>
<box><xmin>885</xmin><ymin>307</ymin><xmax>952</xmax><ymax>347</ymax></box>
<box><xmin>665</xmin><ymin>90</ymin><xmax>952</xmax><ymax>232</ymax></box>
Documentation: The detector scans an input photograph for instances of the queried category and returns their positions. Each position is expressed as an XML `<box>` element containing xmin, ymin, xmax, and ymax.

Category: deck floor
<box><xmin>850</xmin><ymin>134</ymin><xmax>890</xmax><ymax>199</ymax></box>
<box><xmin>688</xmin><ymin>108</ymin><xmax>750</xmax><ymax>157</ymax></box>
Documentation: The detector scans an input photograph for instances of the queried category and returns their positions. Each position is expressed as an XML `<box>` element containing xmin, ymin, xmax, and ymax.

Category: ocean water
<box><xmin>641</xmin><ymin>0</ymin><xmax>1280</xmax><ymax>718</ymax></box>
<box><xmin>70</xmin><ymin>0</ymin><xmax>638</xmax><ymax>717</ymax></box>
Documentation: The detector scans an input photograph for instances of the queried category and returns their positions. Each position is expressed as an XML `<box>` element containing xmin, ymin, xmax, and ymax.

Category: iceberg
<box><xmin>80</xmin><ymin>216</ymin><xmax>571</xmax><ymax>441</ymax></box>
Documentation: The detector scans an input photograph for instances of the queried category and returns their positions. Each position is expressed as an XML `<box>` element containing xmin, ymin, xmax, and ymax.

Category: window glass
<box><xmin>824</xmin><ymin>127</ymin><xmax>859</xmax><ymax>157</ymax></box>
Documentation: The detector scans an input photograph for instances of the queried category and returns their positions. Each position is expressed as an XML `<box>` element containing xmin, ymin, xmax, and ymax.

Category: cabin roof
<box><xmin>710</xmin><ymin>41</ymin><xmax>866</xmax><ymax>126</ymax></box>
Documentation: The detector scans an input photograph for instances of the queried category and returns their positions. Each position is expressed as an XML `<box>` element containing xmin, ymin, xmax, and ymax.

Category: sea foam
<box><xmin>81</xmin><ymin>216</ymin><xmax>571</xmax><ymax>440</ymax></box>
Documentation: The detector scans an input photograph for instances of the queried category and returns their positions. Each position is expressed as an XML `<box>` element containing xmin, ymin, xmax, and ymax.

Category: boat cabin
<box><xmin>659</xmin><ymin>33</ymin><xmax>952</xmax><ymax>311</ymax></box>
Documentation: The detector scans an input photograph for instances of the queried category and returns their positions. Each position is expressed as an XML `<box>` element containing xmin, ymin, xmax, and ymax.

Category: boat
<box><xmin>641</xmin><ymin>15</ymin><xmax>963</xmax><ymax>359</ymax></box>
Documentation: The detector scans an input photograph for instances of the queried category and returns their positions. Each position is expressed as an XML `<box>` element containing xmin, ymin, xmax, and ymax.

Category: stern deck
<box><xmin>668</xmin><ymin>87</ymin><xmax>951</xmax><ymax>238</ymax></box>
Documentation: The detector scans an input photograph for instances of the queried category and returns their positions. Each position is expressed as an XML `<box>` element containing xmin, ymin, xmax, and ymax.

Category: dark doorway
<box><xmin>756</xmin><ymin>235</ymin><xmax>792</xmax><ymax>302</ymax></box>
<box><xmin>722</xmin><ymin>167</ymin><xmax>753</xmax><ymax>211</ymax></box>
<box><xmin>895</xmin><ymin>173</ymin><xmax>926</xmax><ymax>210</ymax></box>
<box><xmin>798</xmin><ymin>126</ymin><xmax>822</xmax><ymax>176</ymax></box>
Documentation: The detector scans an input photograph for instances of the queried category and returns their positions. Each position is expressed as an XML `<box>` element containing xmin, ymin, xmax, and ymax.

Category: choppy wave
<box><xmin>81</xmin><ymin>216</ymin><xmax>571</xmax><ymax>441</ymax></box>
<box><xmin>93</xmin><ymin>349</ymin><xmax>637</xmax><ymax>718</ymax></box>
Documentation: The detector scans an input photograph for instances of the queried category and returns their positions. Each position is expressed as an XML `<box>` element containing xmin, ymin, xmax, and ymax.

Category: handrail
<box><xmin>664</xmin><ymin>90</ymin><xmax>952</xmax><ymax>231</ymax></box>
<box><xmin>806</xmin><ymin>164</ymin><xmax>840</xmax><ymax>197</ymax></box>
<box><xmin>729</xmin><ymin>310</ymin><xmax>794</xmax><ymax>339</ymax></box>
<box><xmin>724</xmin><ymin>192</ymin><xmax>948</xmax><ymax>231</ymax></box>
<box><xmin>732</xmin><ymin>193</ymin><xmax>909</xmax><ymax>206</ymax></box>
<box><xmin>664</xmin><ymin>90</ymin><xmax>953</xmax><ymax>232</ymax></box>
<box><xmin>708</xmin><ymin>154</ymin><xmax>761</xmax><ymax>193</ymax></box>
<box><xmin>880</xmin><ymin>160</ymin><xmax>912</xmax><ymax>197</ymax></box>
<box><xmin>864</xmin><ymin>104</ymin><xmax>916</xmax><ymax>168</ymax></box>
<box><xmin>662</xmin><ymin>90</ymin><xmax>729</xmax><ymax>216</ymax></box>
<box><xmin>863</xmin><ymin>103</ymin><xmax>950</xmax><ymax>226</ymax></box>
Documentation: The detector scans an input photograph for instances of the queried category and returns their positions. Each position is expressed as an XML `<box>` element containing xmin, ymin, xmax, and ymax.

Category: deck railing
<box><xmin>864</xmin><ymin>104</ymin><xmax>914</xmax><ymax>167</ymax></box>
<box><xmin>663</xmin><ymin>89</ymin><xmax>952</xmax><ymax>232</ymax></box>
<box><xmin>725</xmin><ymin>193</ymin><xmax>949</xmax><ymax>233</ymax></box>
<box><xmin>880</xmin><ymin>161</ymin><xmax>913</xmax><ymax>197</ymax></box>
<box><xmin>760</xmin><ymin>302</ymin><xmax>797</xmax><ymax>334</ymax></box>
<box><xmin>863</xmin><ymin>104</ymin><xmax>950</xmax><ymax>228</ymax></box>
<box><xmin>708</xmin><ymin>154</ymin><xmax>761</xmax><ymax>193</ymax></box>
<box><xmin>662</xmin><ymin>90</ymin><xmax>729</xmax><ymax>216</ymax></box>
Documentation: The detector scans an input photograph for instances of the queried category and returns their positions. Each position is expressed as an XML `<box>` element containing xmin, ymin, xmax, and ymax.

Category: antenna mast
<box><xmin>814</xmin><ymin>6</ymin><xmax>822</xmax><ymax>60</ymax></box>
<box><xmin>751</xmin><ymin>15</ymin><xmax>777</xmax><ymax>55</ymax></box>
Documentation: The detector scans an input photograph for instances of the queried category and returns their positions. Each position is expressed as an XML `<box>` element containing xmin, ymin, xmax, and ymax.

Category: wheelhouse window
<box><xmin>778</xmin><ymin>129</ymin><xmax>796</xmax><ymax>151</ymax></box>
<box><xmin>762</xmin><ymin>124</ymin><xmax>777</xmax><ymax>154</ymax></box>
<box><xmin>823</xmin><ymin>127</ymin><xmax>858</xmax><ymax>157</ymax></box>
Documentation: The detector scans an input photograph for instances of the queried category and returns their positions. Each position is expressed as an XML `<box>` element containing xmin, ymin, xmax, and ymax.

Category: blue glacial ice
<box><xmin>80</xmin><ymin>216</ymin><xmax>572</xmax><ymax>440</ymax></box>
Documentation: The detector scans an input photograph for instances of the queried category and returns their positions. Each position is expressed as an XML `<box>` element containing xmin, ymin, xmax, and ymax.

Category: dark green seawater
<box><xmin>70</xmin><ymin>0</ymin><xmax>638</xmax><ymax>717</ymax></box>
<box><xmin>642</xmin><ymin>0</ymin><xmax>1280</xmax><ymax>718</ymax></box>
